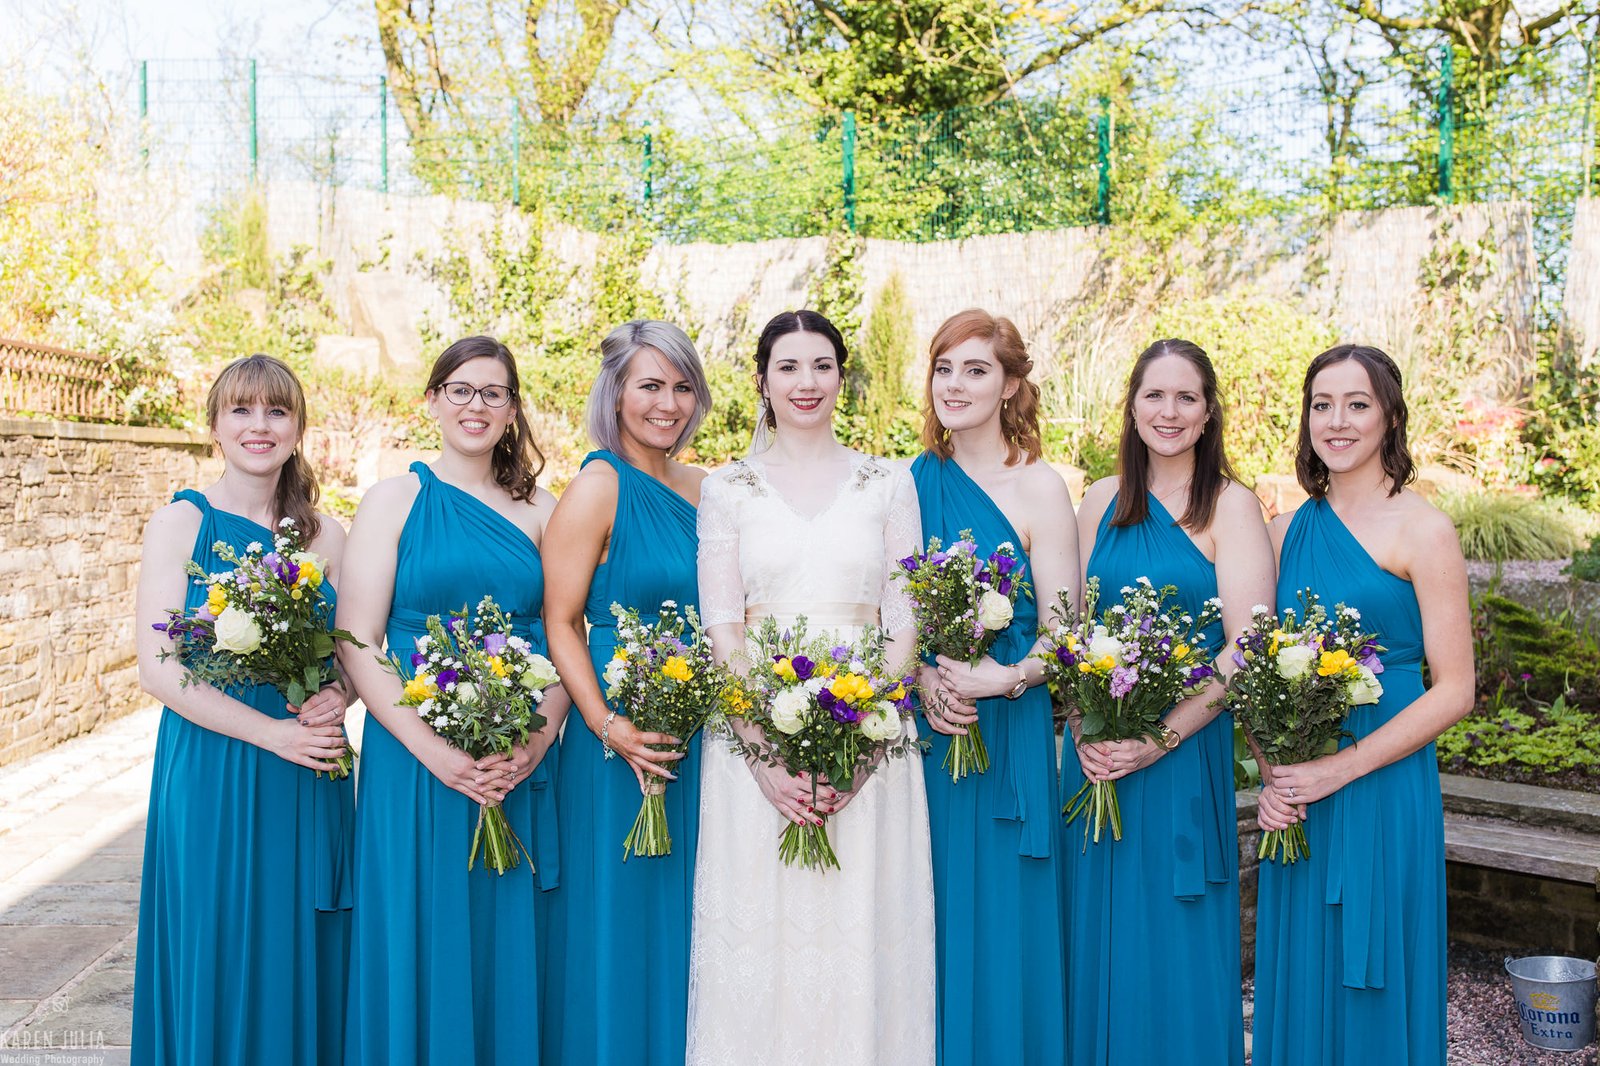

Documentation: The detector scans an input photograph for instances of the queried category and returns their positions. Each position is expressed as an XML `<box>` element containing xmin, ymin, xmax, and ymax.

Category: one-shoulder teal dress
<box><xmin>347</xmin><ymin>462</ymin><xmax>557</xmax><ymax>1066</ymax></box>
<box><xmin>133</xmin><ymin>489</ymin><xmax>353</xmax><ymax>1066</ymax></box>
<box><xmin>1252</xmin><ymin>498</ymin><xmax>1445</xmax><ymax>1065</ymax></box>
<box><xmin>911</xmin><ymin>454</ymin><xmax>1067</xmax><ymax>1066</ymax></box>
<box><xmin>542</xmin><ymin>450</ymin><xmax>702</xmax><ymax>1066</ymax></box>
<box><xmin>1062</xmin><ymin>494</ymin><xmax>1243</xmax><ymax>1066</ymax></box>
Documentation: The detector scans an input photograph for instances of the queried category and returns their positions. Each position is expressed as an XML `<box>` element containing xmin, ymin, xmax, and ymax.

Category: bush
<box><xmin>1566</xmin><ymin>536</ymin><xmax>1600</xmax><ymax>582</ymax></box>
<box><xmin>1438</xmin><ymin>490</ymin><xmax>1596</xmax><ymax>561</ymax></box>
<box><xmin>1473</xmin><ymin>593</ymin><xmax>1600</xmax><ymax>709</ymax></box>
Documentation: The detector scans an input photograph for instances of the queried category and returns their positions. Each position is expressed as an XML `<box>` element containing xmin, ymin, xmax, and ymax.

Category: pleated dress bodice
<box><xmin>1061</xmin><ymin>491</ymin><xmax>1243</xmax><ymax>1066</ymax></box>
<box><xmin>542</xmin><ymin>449</ymin><xmax>703</xmax><ymax>1066</ymax></box>
<box><xmin>133</xmin><ymin>489</ymin><xmax>353</xmax><ymax>1066</ymax></box>
<box><xmin>911</xmin><ymin>453</ymin><xmax>1066</xmax><ymax>1066</ymax></box>
<box><xmin>1252</xmin><ymin>497</ymin><xmax>1444</xmax><ymax>1066</ymax></box>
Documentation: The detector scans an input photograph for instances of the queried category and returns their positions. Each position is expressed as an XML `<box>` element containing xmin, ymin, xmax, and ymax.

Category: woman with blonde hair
<box><xmin>133</xmin><ymin>353</ymin><xmax>353</xmax><ymax>1064</ymax></box>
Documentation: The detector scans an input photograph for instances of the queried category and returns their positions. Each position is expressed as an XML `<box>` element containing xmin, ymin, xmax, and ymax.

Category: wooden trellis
<box><xmin>0</xmin><ymin>337</ymin><xmax>148</xmax><ymax>422</ymax></box>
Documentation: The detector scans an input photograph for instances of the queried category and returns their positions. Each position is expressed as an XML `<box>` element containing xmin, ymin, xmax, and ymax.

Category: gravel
<box><xmin>1243</xmin><ymin>944</ymin><xmax>1597</xmax><ymax>1065</ymax></box>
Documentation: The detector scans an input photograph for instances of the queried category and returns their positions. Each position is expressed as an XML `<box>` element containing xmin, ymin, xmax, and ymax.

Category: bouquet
<box><xmin>896</xmin><ymin>531</ymin><xmax>1030</xmax><ymax>781</ymax></box>
<box><xmin>393</xmin><ymin>596</ymin><xmax>560</xmax><ymax>874</ymax></box>
<box><xmin>727</xmin><ymin>617</ymin><xmax>919</xmax><ymax>870</ymax></box>
<box><xmin>602</xmin><ymin>600</ymin><xmax>723</xmax><ymax>860</ymax></box>
<box><xmin>1225</xmin><ymin>593</ymin><xmax>1384</xmax><ymax>863</ymax></box>
<box><xmin>155</xmin><ymin>517</ymin><xmax>362</xmax><ymax>778</ymax></box>
<box><xmin>1038</xmin><ymin>576</ymin><xmax>1221</xmax><ymax>846</ymax></box>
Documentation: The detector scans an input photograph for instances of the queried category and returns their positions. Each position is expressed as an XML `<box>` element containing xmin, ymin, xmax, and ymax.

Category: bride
<box><xmin>687</xmin><ymin>310</ymin><xmax>937</xmax><ymax>1065</ymax></box>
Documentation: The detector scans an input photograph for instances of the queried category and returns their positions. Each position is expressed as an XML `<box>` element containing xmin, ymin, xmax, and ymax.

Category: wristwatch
<box><xmin>1005</xmin><ymin>667</ymin><xmax>1029</xmax><ymax>701</ymax></box>
<box><xmin>1155</xmin><ymin>722</ymin><xmax>1182</xmax><ymax>751</ymax></box>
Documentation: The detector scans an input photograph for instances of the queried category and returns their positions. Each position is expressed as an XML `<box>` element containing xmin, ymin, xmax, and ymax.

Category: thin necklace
<box><xmin>1152</xmin><ymin>476</ymin><xmax>1191</xmax><ymax>503</ymax></box>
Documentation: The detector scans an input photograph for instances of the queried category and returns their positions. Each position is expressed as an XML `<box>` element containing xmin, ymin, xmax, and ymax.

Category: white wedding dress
<box><xmin>686</xmin><ymin>451</ymin><xmax>937</xmax><ymax>1066</ymax></box>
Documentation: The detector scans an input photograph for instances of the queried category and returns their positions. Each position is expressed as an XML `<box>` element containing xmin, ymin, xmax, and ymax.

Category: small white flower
<box><xmin>661</xmin><ymin>599</ymin><xmax>678</xmax><ymax>609</ymax></box>
<box><xmin>1251</xmin><ymin>604</ymin><xmax>1272</xmax><ymax>616</ymax></box>
<box><xmin>247</xmin><ymin>541</ymin><xmax>263</xmax><ymax>554</ymax></box>
<box><xmin>455</xmin><ymin>682</ymin><xmax>479</xmax><ymax>704</ymax></box>
<box><xmin>432</xmin><ymin>715</ymin><xmax>450</xmax><ymax>729</ymax></box>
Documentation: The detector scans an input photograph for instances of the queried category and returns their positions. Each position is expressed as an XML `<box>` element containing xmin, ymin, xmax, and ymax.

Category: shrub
<box><xmin>1566</xmin><ymin>536</ymin><xmax>1600</xmax><ymax>583</ymax></box>
<box><xmin>1473</xmin><ymin>593</ymin><xmax>1600</xmax><ymax>709</ymax></box>
<box><xmin>1438</xmin><ymin>490</ymin><xmax>1596</xmax><ymax>561</ymax></box>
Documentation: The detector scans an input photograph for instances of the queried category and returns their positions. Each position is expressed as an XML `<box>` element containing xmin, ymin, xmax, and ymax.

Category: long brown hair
<box><xmin>206</xmin><ymin>353</ymin><xmax>321</xmax><ymax>541</ymax></box>
<box><xmin>425</xmin><ymin>336</ymin><xmax>544</xmax><ymax>502</ymax></box>
<box><xmin>754</xmin><ymin>310</ymin><xmax>849</xmax><ymax>432</ymax></box>
<box><xmin>921</xmin><ymin>308</ymin><xmax>1042</xmax><ymax>466</ymax></box>
<box><xmin>1111</xmin><ymin>338</ymin><xmax>1238</xmax><ymax>533</ymax></box>
<box><xmin>1295</xmin><ymin>344</ymin><xmax>1414</xmax><ymax>498</ymax></box>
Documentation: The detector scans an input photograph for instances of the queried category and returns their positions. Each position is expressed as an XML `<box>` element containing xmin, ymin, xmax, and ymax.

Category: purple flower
<box><xmin>263</xmin><ymin>552</ymin><xmax>300</xmax><ymax>587</ymax></box>
<box><xmin>1358</xmin><ymin>643</ymin><xmax>1384</xmax><ymax>675</ymax></box>
<box><xmin>1055</xmin><ymin>646</ymin><xmax>1077</xmax><ymax>667</ymax></box>
<box><xmin>483</xmin><ymin>632</ymin><xmax>508</xmax><ymax>656</ymax></box>
<box><xmin>1109</xmin><ymin>666</ymin><xmax>1139</xmax><ymax>699</ymax></box>
<box><xmin>436</xmin><ymin>667</ymin><xmax>459</xmax><ymax>689</ymax></box>
<box><xmin>820</xmin><ymin>690</ymin><xmax>860</xmax><ymax>723</ymax></box>
<box><xmin>830</xmin><ymin>645</ymin><xmax>850</xmax><ymax>662</ymax></box>
<box><xmin>899</xmin><ymin>555</ymin><xmax>920</xmax><ymax>573</ymax></box>
<box><xmin>151</xmin><ymin>622</ymin><xmax>168</xmax><ymax>633</ymax></box>
<box><xmin>1139</xmin><ymin>616</ymin><xmax>1153</xmax><ymax>634</ymax></box>
<box><xmin>1519</xmin><ymin>672</ymin><xmax>1532</xmax><ymax>682</ymax></box>
<box><xmin>1232</xmin><ymin>649</ymin><xmax>1248</xmax><ymax>670</ymax></box>
<box><xmin>791</xmin><ymin>655</ymin><xmax>816</xmax><ymax>681</ymax></box>
<box><xmin>1188</xmin><ymin>664</ymin><xmax>1216</xmax><ymax>684</ymax></box>
<box><xmin>998</xmin><ymin>577</ymin><xmax>1013</xmax><ymax>597</ymax></box>
<box><xmin>927</xmin><ymin>551</ymin><xmax>949</xmax><ymax>567</ymax></box>
<box><xmin>992</xmin><ymin>553</ymin><xmax>1016</xmax><ymax>576</ymax></box>
<box><xmin>195</xmin><ymin>607</ymin><xmax>216</xmax><ymax>623</ymax></box>
<box><xmin>411</xmin><ymin>652</ymin><xmax>428</xmax><ymax>668</ymax></box>
<box><xmin>952</xmin><ymin>540</ymin><xmax>976</xmax><ymax>555</ymax></box>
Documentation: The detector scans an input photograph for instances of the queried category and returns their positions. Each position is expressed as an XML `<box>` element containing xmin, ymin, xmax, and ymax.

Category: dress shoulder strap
<box><xmin>171</xmin><ymin>488</ymin><xmax>209</xmax><ymax>511</ymax></box>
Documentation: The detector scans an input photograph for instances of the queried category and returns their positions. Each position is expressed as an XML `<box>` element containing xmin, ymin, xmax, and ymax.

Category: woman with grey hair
<box><xmin>540</xmin><ymin>319</ymin><xmax>713</xmax><ymax>1066</ymax></box>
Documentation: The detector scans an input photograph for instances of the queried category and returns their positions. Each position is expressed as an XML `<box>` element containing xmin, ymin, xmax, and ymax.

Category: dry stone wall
<box><xmin>0</xmin><ymin>418</ymin><xmax>218</xmax><ymax>766</ymax></box>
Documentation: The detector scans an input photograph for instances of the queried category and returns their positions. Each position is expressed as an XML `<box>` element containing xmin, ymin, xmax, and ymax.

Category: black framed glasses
<box><xmin>438</xmin><ymin>381</ymin><xmax>514</xmax><ymax>408</ymax></box>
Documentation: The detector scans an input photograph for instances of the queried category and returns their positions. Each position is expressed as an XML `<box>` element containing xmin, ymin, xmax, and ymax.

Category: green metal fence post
<box><xmin>842</xmin><ymin>111</ymin><xmax>857</xmax><ymax>233</ymax></box>
<box><xmin>1436</xmin><ymin>44</ymin><xmax>1454</xmax><ymax>203</ymax></box>
<box><xmin>139</xmin><ymin>60</ymin><xmax>149</xmax><ymax>164</ymax></box>
<box><xmin>248</xmin><ymin>59</ymin><xmax>259</xmax><ymax>183</ymax></box>
<box><xmin>379</xmin><ymin>76</ymin><xmax>389</xmax><ymax>193</ymax></box>
<box><xmin>1095</xmin><ymin>95</ymin><xmax>1111</xmax><ymax>225</ymax></box>
<box><xmin>511</xmin><ymin>101</ymin><xmax>522</xmax><ymax>206</ymax></box>
<box><xmin>642</xmin><ymin>121</ymin><xmax>654</xmax><ymax>208</ymax></box>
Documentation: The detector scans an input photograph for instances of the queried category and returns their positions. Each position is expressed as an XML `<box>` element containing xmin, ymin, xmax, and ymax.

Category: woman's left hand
<box><xmin>289</xmin><ymin>684</ymin><xmax>346</xmax><ymax>728</ymax></box>
<box><xmin>1266</xmin><ymin>751</ymin><xmax>1355</xmax><ymax>808</ymax></box>
<box><xmin>1077</xmin><ymin>737</ymin><xmax>1165</xmax><ymax>782</ymax></box>
<box><xmin>934</xmin><ymin>654</ymin><xmax>1020</xmax><ymax>702</ymax></box>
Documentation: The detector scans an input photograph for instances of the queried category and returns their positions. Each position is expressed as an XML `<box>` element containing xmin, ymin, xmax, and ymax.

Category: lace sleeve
<box><xmin>879</xmin><ymin>464</ymin><xmax>922</xmax><ymax>637</ymax></box>
<box><xmin>697</xmin><ymin>474</ymin><xmax>747</xmax><ymax>629</ymax></box>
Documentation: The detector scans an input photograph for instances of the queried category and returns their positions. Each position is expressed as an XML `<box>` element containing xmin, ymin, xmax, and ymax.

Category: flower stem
<box><xmin>943</xmin><ymin>720</ymin><xmax>990</xmax><ymax>782</ymax></box>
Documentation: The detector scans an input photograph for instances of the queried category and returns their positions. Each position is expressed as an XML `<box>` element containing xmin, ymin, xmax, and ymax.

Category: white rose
<box><xmin>769</xmin><ymin>687</ymin><xmax>812</xmax><ymax>735</ymax></box>
<box><xmin>977</xmin><ymin>590</ymin><xmax>1013</xmax><ymax>631</ymax></box>
<box><xmin>1275</xmin><ymin>643</ymin><xmax>1317</xmax><ymax>681</ymax></box>
<box><xmin>455</xmin><ymin>682</ymin><xmax>480</xmax><ymax>704</ymax></box>
<box><xmin>212</xmin><ymin>605</ymin><xmax>263</xmax><ymax>655</ymax></box>
<box><xmin>1087</xmin><ymin>625</ymin><xmax>1124</xmax><ymax>665</ymax></box>
<box><xmin>1347</xmin><ymin>665</ymin><xmax>1384</xmax><ymax>706</ymax></box>
<box><xmin>859</xmin><ymin>701</ymin><xmax>902</xmax><ymax>742</ymax></box>
<box><xmin>521</xmin><ymin>653</ymin><xmax>560</xmax><ymax>691</ymax></box>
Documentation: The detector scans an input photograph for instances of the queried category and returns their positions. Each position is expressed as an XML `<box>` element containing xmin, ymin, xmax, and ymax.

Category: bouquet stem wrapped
<box><xmin>393</xmin><ymin>597</ymin><xmax>560</xmax><ymax>874</ymax></box>
<box><xmin>603</xmin><ymin>601</ymin><xmax>722</xmax><ymax>860</ymax></box>
<box><xmin>1039</xmin><ymin>577</ymin><xmax>1221</xmax><ymax>846</ymax></box>
<box><xmin>155</xmin><ymin>517</ymin><xmax>363</xmax><ymax>778</ymax></box>
<box><xmin>896</xmin><ymin>531</ymin><xmax>1030</xmax><ymax>782</ymax></box>
<box><xmin>1225</xmin><ymin>593</ymin><xmax>1384</xmax><ymax>863</ymax></box>
<box><xmin>728</xmin><ymin>616</ymin><xmax>919</xmax><ymax>871</ymax></box>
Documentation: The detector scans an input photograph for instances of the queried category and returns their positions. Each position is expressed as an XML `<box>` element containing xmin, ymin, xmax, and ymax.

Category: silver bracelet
<box><xmin>600</xmin><ymin>710</ymin><xmax>618</xmax><ymax>760</ymax></box>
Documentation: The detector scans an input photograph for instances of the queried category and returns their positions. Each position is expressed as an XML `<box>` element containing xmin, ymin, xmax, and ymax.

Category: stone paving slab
<box><xmin>0</xmin><ymin>928</ymin><xmax>125</xmax><ymax>1001</ymax></box>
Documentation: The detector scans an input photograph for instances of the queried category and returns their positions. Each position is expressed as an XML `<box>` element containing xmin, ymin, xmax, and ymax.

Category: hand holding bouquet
<box><xmin>603</xmin><ymin>600</ymin><xmax>722</xmax><ymax>860</ymax></box>
<box><xmin>896</xmin><ymin>531</ymin><xmax>1030</xmax><ymax>781</ymax></box>
<box><xmin>155</xmin><ymin>517</ymin><xmax>363</xmax><ymax>777</ymax></box>
<box><xmin>1225</xmin><ymin>593</ymin><xmax>1383</xmax><ymax>863</ymax></box>
<box><xmin>1038</xmin><ymin>576</ymin><xmax>1221</xmax><ymax>846</ymax></box>
<box><xmin>728</xmin><ymin>617</ymin><xmax>918</xmax><ymax>871</ymax></box>
<box><xmin>393</xmin><ymin>596</ymin><xmax>560</xmax><ymax>874</ymax></box>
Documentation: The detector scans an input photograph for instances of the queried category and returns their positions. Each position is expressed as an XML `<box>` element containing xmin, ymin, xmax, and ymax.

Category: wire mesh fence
<box><xmin>134</xmin><ymin>40</ymin><xmax>1600</xmax><ymax>246</ymax></box>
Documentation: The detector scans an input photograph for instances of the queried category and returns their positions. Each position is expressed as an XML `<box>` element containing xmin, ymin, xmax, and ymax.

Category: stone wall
<box><xmin>0</xmin><ymin>418</ymin><xmax>218</xmax><ymax>766</ymax></box>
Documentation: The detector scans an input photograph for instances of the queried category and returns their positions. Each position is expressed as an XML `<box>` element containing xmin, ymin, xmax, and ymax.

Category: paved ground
<box><xmin>2</xmin><ymin>707</ymin><xmax>1593</xmax><ymax>1065</ymax></box>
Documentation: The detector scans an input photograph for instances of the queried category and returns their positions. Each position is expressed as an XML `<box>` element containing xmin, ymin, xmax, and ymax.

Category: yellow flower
<box><xmin>829</xmin><ymin>673</ymin><xmax>875</xmax><ymax>705</ymax></box>
<box><xmin>1317</xmin><ymin>649</ymin><xmax>1356</xmax><ymax>677</ymax></box>
<box><xmin>1078</xmin><ymin>661</ymin><xmax>1093</xmax><ymax>674</ymax></box>
<box><xmin>206</xmin><ymin>584</ymin><xmax>228</xmax><ymax>616</ymax></box>
<box><xmin>250</xmin><ymin>581</ymin><xmax>262</xmax><ymax>594</ymax></box>
<box><xmin>403</xmin><ymin>674</ymin><xmax>438</xmax><ymax>702</ymax></box>
<box><xmin>1268</xmin><ymin>629</ymin><xmax>1289</xmax><ymax>656</ymax></box>
<box><xmin>661</xmin><ymin>656</ymin><xmax>692</xmax><ymax>682</ymax></box>
<box><xmin>887</xmin><ymin>683</ymin><xmax>906</xmax><ymax>702</ymax></box>
<box><xmin>290</xmin><ymin>588</ymin><xmax>304</xmax><ymax>601</ymax></box>
<box><xmin>722</xmin><ymin>688</ymin><xmax>752</xmax><ymax>717</ymax></box>
<box><xmin>488</xmin><ymin>655</ymin><xmax>508</xmax><ymax>678</ymax></box>
<box><xmin>1065</xmin><ymin>633</ymin><xmax>1080</xmax><ymax>653</ymax></box>
<box><xmin>1173</xmin><ymin>642</ymin><xmax>1190</xmax><ymax>661</ymax></box>
<box><xmin>1093</xmin><ymin>654</ymin><xmax>1116</xmax><ymax>672</ymax></box>
<box><xmin>774</xmin><ymin>657</ymin><xmax>798</xmax><ymax>682</ymax></box>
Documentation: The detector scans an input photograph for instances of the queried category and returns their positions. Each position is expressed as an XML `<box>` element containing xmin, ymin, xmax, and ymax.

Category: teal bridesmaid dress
<box><xmin>133</xmin><ymin>490</ymin><xmax>353</xmax><ymax>1065</ymax></box>
<box><xmin>911</xmin><ymin>454</ymin><xmax>1067</xmax><ymax>1066</ymax></box>
<box><xmin>1062</xmin><ymin>494</ymin><xmax>1243</xmax><ymax>1066</ymax></box>
<box><xmin>1252</xmin><ymin>498</ymin><xmax>1446</xmax><ymax>1065</ymax></box>
<box><xmin>541</xmin><ymin>450</ymin><xmax>702</xmax><ymax>1066</ymax></box>
<box><xmin>347</xmin><ymin>462</ymin><xmax>557</xmax><ymax>1066</ymax></box>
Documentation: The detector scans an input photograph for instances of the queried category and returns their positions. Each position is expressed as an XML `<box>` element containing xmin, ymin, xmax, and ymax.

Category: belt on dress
<box><xmin>745</xmin><ymin>601</ymin><xmax>878</xmax><ymax>628</ymax></box>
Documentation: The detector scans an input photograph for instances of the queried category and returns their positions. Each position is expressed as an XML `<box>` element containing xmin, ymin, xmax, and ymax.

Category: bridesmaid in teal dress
<box><xmin>1064</xmin><ymin>339</ymin><xmax>1274</xmax><ymax>1066</ymax></box>
<box><xmin>910</xmin><ymin>310</ymin><xmax>1076</xmax><ymax>1066</ymax></box>
<box><xmin>339</xmin><ymin>336</ymin><xmax>568</xmax><ymax>1065</ymax></box>
<box><xmin>541</xmin><ymin>320</ymin><xmax>713</xmax><ymax>1065</ymax></box>
<box><xmin>1252</xmin><ymin>345</ymin><xmax>1472</xmax><ymax>1066</ymax></box>
<box><xmin>133</xmin><ymin>354</ymin><xmax>353</xmax><ymax>1065</ymax></box>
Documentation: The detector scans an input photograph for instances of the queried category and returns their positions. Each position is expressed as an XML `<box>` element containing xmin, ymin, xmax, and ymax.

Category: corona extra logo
<box><xmin>1529</xmin><ymin>992</ymin><xmax>1561</xmax><ymax>1010</ymax></box>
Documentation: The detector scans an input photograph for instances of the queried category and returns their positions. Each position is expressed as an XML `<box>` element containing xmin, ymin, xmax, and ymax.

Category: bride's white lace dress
<box><xmin>686</xmin><ymin>451</ymin><xmax>937</xmax><ymax>1066</ymax></box>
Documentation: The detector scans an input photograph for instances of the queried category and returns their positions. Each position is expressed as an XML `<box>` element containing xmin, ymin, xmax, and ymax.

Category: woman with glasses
<box><xmin>338</xmin><ymin>336</ymin><xmax>570</xmax><ymax>1065</ymax></box>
